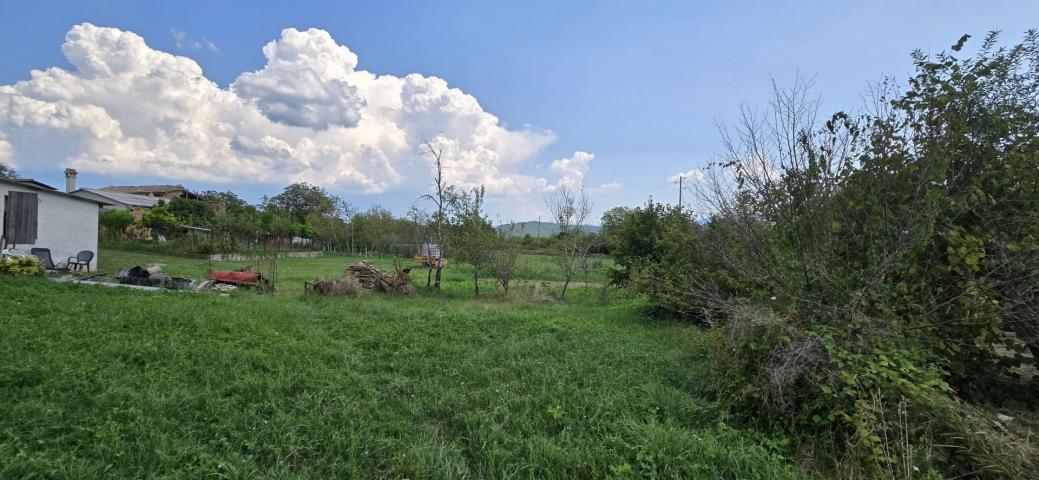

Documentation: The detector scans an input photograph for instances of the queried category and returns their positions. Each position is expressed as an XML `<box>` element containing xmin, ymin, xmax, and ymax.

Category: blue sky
<box><xmin>1</xmin><ymin>1</ymin><xmax>1035</xmax><ymax>222</ymax></box>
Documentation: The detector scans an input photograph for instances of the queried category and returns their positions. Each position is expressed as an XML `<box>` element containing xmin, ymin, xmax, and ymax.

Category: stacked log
<box><xmin>338</xmin><ymin>261</ymin><xmax>414</xmax><ymax>295</ymax></box>
<box><xmin>346</xmin><ymin>261</ymin><xmax>382</xmax><ymax>289</ymax></box>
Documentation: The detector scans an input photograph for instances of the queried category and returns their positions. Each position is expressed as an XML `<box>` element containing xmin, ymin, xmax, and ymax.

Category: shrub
<box><xmin>0</xmin><ymin>256</ymin><xmax>44</xmax><ymax>276</ymax></box>
<box><xmin>98</xmin><ymin>209</ymin><xmax>135</xmax><ymax>240</ymax></box>
<box><xmin>609</xmin><ymin>32</ymin><xmax>1039</xmax><ymax>477</ymax></box>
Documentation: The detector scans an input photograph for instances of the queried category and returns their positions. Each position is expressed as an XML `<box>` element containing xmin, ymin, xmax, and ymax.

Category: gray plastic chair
<box><xmin>67</xmin><ymin>250</ymin><xmax>94</xmax><ymax>272</ymax></box>
<box><xmin>30</xmin><ymin>248</ymin><xmax>69</xmax><ymax>272</ymax></box>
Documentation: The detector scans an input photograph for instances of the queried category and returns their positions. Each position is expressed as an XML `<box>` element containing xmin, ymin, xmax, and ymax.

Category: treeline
<box><xmin>98</xmin><ymin>167</ymin><xmax>608</xmax><ymax>296</ymax></box>
<box><xmin>602</xmin><ymin>33</ymin><xmax>1039</xmax><ymax>478</ymax></box>
<box><xmin>100</xmin><ymin>182</ymin><xmax>457</xmax><ymax>257</ymax></box>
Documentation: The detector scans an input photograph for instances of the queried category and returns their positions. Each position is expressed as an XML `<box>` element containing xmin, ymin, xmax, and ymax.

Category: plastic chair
<box><xmin>67</xmin><ymin>250</ymin><xmax>94</xmax><ymax>272</ymax></box>
<box><xmin>29</xmin><ymin>248</ymin><xmax>69</xmax><ymax>272</ymax></box>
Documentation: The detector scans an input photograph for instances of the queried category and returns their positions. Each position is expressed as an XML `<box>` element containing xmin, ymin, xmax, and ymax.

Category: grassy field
<box><xmin>98</xmin><ymin>248</ymin><xmax>614</xmax><ymax>296</ymax></box>
<box><xmin>0</xmin><ymin>248</ymin><xmax>802</xmax><ymax>478</ymax></box>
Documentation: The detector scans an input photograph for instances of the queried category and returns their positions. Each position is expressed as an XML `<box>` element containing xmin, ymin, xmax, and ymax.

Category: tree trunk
<box><xmin>474</xmin><ymin>267</ymin><xmax>479</xmax><ymax>296</ymax></box>
<box><xmin>426</xmin><ymin>263</ymin><xmax>433</xmax><ymax>287</ymax></box>
<box><xmin>434</xmin><ymin>260</ymin><xmax>443</xmax><ymax>289</ymax></box>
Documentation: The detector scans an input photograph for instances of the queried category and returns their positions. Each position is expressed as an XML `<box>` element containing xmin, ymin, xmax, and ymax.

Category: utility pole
<box><xmin>678</xmin><ymin>176</ymin><xmax>683</xmax><ymax>209</ymax></box>
<box><xmin>537</xmin><ymin>215</ymin><xmax>541</xmax><ymax>247</ymax></box>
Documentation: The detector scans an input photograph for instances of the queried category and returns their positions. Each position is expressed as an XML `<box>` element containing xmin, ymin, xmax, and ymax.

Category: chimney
<box><xmin>64</xmin><ymin>168</ymin><xmax>78</xmax><ymax>193</ymax></box>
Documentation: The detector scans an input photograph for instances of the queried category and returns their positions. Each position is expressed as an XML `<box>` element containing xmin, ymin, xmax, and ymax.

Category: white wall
<box><xmin>1</xmin><ymin>184</ymin><xmax>100</xmax><ymax>270</ymax></box>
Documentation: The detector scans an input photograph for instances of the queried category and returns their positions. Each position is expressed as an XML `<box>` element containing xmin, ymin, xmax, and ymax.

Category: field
<box><xmin>98</xmin><ymin>248</ymin><xmax>614</xmax><ymax>295</ymax></box>
<box><xmin>0</xmin><ymin>248</ymin><xmax>802</xmax><ymax>478</ymax></box>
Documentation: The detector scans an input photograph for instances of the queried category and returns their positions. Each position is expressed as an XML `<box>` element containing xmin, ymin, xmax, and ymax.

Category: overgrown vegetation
<box><xmin>603</xmin><ymin>32</ymin><xmax>1039</xmax><ymax>478</ymax></box>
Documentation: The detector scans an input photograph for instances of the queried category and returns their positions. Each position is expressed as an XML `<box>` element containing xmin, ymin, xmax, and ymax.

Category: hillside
<box><xmin>497</xmin><ymin>221</ymin><xmax>601</xmax><ymax>238</ymax></box>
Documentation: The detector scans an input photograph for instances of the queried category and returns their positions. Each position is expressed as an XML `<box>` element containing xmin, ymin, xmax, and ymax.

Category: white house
<box><xmin>1</xmin><ymin>177</ymin><xmax>106</xmax><ymax>270</ymax></box>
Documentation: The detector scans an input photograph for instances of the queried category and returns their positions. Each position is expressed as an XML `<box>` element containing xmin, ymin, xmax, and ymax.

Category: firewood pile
<box><xmin>307</xmin><ymin>261</ymin><xmax>414</xmax><ymax>296</ymax></box>
<box><xmin>347</xmin><ymin>261</ymin><xmax>384</xmax><ymax>289</ymax></box>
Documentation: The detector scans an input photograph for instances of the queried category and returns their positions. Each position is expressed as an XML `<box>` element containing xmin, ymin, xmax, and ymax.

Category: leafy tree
<box><xmin>167</xmin><ymin>197</ymin><xmax>214</xmax><ymax>226</ymax></box>
<box><xmin>489</xmin><ymin>242</ymin><xmax>520</xmax><ymax>293</ymax></box>
<box><xmin>199</xmin><ymin>190</ymin><xmax>250</xmax><ymax>215</ymax></box>
<box><xmin>98</xmin><ymin>210</ymin><xmax>135</xmax><ymax>241</ymax></box>
<box><xmin>450</xmin><ymin>186</ymin><xmax>495</xmax><ymax>295</ymax></box>
<box><xmin>140</xmin><ymin>201</ymin><xmax>182</xmax><ymax>243</ymax></box>
<box><xmin>260</xmin><ymin>207</ymin><xmax>294</xmax><ymax>239</ymax></box>
<box><xmin>265</xmin><ymin>182</ymin><xmax>334</xmax><ymax>223</ymax></box>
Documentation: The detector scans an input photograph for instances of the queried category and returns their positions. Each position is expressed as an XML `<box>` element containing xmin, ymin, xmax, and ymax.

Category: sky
<box><xmin>0</xmin><ymin>1</ymin><xmax>1035</xmax><ymax>223</ymax></box>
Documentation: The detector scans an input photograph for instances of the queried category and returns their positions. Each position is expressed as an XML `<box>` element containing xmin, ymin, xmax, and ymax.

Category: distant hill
<box><xmin>496</xmin><ymin>221</ymin><xmax>601</xmax><ymax>238</ymax></box>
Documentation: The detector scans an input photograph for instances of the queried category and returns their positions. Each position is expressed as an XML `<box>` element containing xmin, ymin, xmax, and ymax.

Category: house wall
<box><xmin>1</xmin><ymin>184</ymin><xmax>100</xmax><ymax>270</ymax></box>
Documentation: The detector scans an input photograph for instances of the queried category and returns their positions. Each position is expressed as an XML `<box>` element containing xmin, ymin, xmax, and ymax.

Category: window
<box><xmin>3</xmin><ymin>191</ymin><xmax>38</xmax><ymax>244</ymax></box>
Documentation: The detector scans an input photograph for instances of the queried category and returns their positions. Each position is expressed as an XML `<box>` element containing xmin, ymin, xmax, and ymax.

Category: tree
<box><xmin>140</xmin><ymin>201</ymin><xmax>182</xmax><ymax>244</ymax></box>
<box><xmin>199</xmin><ymin>190</ymin><xmax>250</xmax><ymax>215</ymax></box>
<box><xmin>450</xmin><ymin>185</ymin><xmax>494</xmax><ymax>295</ymax></box>
<box><xmin>98</xmin><ymin>210</ymin><xmax>135</xmax><ymax>241</ymax></box>
<box><xmin>167</xmin><ymin>196</ymin><xmax>214</xmax><ymax>226</ymax></box>
<box><xmin>0</xmin><ymin>162</ymin><xmax>16</xmax><ymax>179</ymax></box>
<box><xmin>544</xmin><ymin>183</ymin><xmax>593</xmax><ymax>298</ymax></box>
<box><xmin>265</xmin><ymin>182</ymin><xmax>335</xmax><ymax>223</ymax></box>
<box><xmin>489</xmin><ymin>241</ymin><xmax>520</xmax><ymax>293</ymax></box>
<box><xmin>420</xmin><ymin>141</ymin><xmax>454</xmax><ymax>289</ymax></box>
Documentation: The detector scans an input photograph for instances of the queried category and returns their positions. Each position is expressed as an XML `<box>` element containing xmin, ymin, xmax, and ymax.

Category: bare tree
<box><xmin>420</xmin><ymin>141</ymin><xmax>452</xmax><ymax>289</ymax></box>
<box><xmin>544</xmin><ymin>183</ymin><xmax>594</xmax><ymax>298</ymax></box>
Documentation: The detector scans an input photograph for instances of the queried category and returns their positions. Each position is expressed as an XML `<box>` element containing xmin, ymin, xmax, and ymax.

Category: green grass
<box><xmin>0</xmin><ymin>249</ymin><xmax>803</xmax><ymax>478</ymax></box>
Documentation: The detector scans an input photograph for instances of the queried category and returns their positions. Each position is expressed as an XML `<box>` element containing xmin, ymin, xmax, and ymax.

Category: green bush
<box><xmin>195</xmin><ymin>242</ymin><xmax>214</xmax><ymax>255</ymax></box>
<box><xmin>605</xmin><ymin>32</ymin><xmax>1039</xmax><ymax>477</ymax></box>
<box><xmin>0</xmin><ymin>256</ymin><xmax>44</xmax><ymax>276</ymax></box>
<box><xmin>98</xmin><ymin>209</ymin><xmax>135</xmax><ymax>240</ymax></box>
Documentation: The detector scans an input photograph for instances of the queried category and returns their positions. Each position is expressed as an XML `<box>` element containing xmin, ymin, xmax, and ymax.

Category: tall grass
<box><xmin>0</xmin><ymin>250</ymin><xmax>803</xmax><ymax>478</ymax></box>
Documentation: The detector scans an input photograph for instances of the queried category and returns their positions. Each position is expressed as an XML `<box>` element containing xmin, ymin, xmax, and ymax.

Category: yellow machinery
<box><xmin>413</xmin><ymin>243</ymin><xmax>447</xmax><ymax>266</ymax></box>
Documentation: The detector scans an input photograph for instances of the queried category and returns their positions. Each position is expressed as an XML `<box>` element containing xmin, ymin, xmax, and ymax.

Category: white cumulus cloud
<box><xmin>550</xmin><ymin>150</ymin><xmax>594</xmax><ymax>186</ymax></box>
<box><xmin>547</xmin><ymin>151</ymin><xmax>621</xmax><ymax>193</ymax></box>
<box><xmin>0</xmin><ymin>23</ymin><xmax>597</xmax><ymax>198</ymax></box>
<box><xmin>667</xmin><ymin>168</ymin><xmax>707</xmax><ymax>184</ymax></box>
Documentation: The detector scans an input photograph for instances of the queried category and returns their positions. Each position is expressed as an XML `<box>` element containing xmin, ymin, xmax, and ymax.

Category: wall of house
<box><xmin>1</xmin><ymin>184</ymin><xmax>100</xmax><ymax>270</ymax></box>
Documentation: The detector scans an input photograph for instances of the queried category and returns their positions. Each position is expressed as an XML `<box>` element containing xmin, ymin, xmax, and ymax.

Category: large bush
<box><xmin>608</xmin><ymin>32</ymin><xmax>1039</xmax><ymax>477</ymax></box>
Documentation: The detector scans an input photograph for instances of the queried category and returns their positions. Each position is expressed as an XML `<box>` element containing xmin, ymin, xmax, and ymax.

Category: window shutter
<box><xmin>4</xmin><ymin>191</ymin><xmax>38</xmax><ymax>244</ymax></box>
